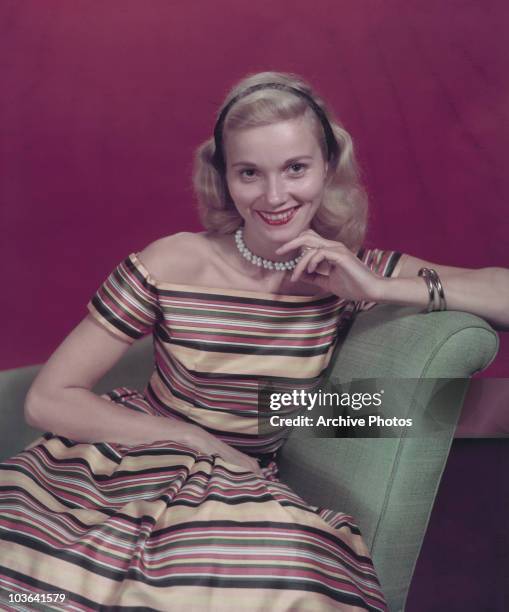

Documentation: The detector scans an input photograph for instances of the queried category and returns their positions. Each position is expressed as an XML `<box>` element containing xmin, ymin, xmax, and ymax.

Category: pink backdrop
<box><xmin>2</xmin><ymin>0</ymin><xmax>508</xmax><ymax>376</ymax></box>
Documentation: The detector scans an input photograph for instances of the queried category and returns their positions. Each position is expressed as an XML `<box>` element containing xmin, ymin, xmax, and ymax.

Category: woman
<box><xmin>0</xmin><ymin>71</ymin><xmax>508</xmax><ymax>612</ymax></box>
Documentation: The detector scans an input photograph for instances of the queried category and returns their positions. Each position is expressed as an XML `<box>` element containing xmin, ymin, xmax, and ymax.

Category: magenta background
<box><xmin>1</xmin><ymin>3</ymin><xmax>508</xmax><ymax>608</ymax></box>
<box><xmin>2</xmin><ymin>0</ymin><xmax>508</xmax><ymax>375</ymax></box>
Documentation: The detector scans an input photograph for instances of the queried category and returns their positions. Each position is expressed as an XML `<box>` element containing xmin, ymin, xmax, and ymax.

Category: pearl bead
<box><xmin>234</xmin><ymin>228</ymin><xmax>303</xmax><ymax>272</ymax></box>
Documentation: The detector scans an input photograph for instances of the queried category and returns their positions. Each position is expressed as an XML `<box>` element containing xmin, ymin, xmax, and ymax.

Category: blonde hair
<box><xmin>192</xmin><ymin>71</ymin><xmax>368</xmax><ymax>252</ymax></box>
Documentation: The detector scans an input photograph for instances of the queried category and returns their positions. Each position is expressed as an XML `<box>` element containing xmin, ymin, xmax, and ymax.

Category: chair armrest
<box><xmin>0</xmin><ymin>365</ymin><xmax>43</xmax><ymax>461</ymax></box>
<box><xmin>278</xmin><ymin>305</ymin><xmax>499</xmax><ymax>611</ymax></box>
<box><xmin>329</xmin><ymin>304</ymin><xmax>499</xmax><ymax>380</ymax></box>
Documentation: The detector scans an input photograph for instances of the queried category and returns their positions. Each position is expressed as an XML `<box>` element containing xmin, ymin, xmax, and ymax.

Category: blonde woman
<box><xmin>1</xmin><ymin>71</ymin><xmax>507</xmax><ymax>611</ymax></box>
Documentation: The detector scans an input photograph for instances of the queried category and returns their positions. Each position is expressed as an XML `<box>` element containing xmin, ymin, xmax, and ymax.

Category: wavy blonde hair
<box><xmin>192</xmin><ymin>71</ymin><xmax>368</xmax><ymax>252</ymax></box>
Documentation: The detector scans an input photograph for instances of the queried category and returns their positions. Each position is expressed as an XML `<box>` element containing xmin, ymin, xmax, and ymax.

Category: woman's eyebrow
<box><xmin>231</xmin><ymin>155</ymin><xmax>314</xmax><ymax>167</ymax></box>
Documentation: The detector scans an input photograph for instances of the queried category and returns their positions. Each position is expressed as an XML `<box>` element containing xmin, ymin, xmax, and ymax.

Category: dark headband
<box><xmin>212</xmin><ymin>82</ymin><xmax>339</xmax><ymax>173</ymax></box>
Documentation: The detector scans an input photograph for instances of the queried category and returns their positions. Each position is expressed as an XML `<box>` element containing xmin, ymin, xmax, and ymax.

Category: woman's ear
<box><xmin>324</xmin><ymin>162</ymin><xmax>332</xmax><ymax>185</ymax></box>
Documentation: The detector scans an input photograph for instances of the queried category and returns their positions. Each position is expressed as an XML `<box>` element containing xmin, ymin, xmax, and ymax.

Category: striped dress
<box><xmin>0</xmin><ymin>247</ymin><xmax>401</xmax><ymax>612</ymax></box>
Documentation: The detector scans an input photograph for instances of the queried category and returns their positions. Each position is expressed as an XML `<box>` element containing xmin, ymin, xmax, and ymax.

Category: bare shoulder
<box><xmin>137</xmin><ymin>232</ymin><xmax>210</xmax><ymax>283</ymax></box>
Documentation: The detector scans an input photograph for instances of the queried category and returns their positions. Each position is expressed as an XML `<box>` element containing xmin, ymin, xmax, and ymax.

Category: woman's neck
<box><xmin>241</xmin><ymin>227</ymin><xmax>301</xmax><ymax>264</ymax></box>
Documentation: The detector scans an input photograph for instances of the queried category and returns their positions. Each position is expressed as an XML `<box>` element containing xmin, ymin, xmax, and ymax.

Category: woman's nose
<box><xmin>265</xmin><ymin>176</ymin><xmax>287</xmax><ymax>207</ymax></box>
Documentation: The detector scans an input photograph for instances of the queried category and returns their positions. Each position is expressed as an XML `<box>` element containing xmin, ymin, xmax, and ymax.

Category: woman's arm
<box><xmin>278</xmin><ymin>229</ymin><xmax>509</xmax><ymax>332</ymax></box>
<box><xmin>377</xmin><ymin>254</ymin><xmax>509</xmax><ymax>332</ymax></box>
<box><xmin>24</xmin><ymin>314</ymin><xmax>199</xmax><ymax>446</ymax></box>
<box><xmin>25</xmin><ymin>302</ymin><xmax>262</xmax><ymax>474</ymax></box>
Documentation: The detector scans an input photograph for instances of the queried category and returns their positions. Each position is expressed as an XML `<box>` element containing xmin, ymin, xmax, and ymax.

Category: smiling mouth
<box><xmin>256</xmin><ymin>205</ymin><xmax>301</xmax><ymax>225</ymax></box>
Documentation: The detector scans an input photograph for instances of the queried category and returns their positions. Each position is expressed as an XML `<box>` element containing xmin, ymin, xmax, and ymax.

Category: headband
<box><xmin>212</xmin><ymin>82</ymin><xmax>339</xmax><ymax>173</ymax></box>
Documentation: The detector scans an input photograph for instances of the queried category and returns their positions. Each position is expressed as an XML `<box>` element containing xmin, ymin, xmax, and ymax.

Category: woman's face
<box><xmin>224</xmin><ymin>115</ymin><xmax>329</xmax><ymax>248</ymax></box>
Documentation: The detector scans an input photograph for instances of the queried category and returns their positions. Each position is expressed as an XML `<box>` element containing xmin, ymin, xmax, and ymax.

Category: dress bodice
<box><xmin>87</xmin><ymin>248</ymin><xmax>401</xmax><ymax>455</ymax></box>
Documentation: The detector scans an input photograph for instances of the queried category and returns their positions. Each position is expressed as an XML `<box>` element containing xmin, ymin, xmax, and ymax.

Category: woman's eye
<box><xmin>289</xmin><ymin>163</ymin><xmax>307</xmax><ymax>174</ymax></box>
<box><xmin>239</xmin><ymin>164</ymin><xmax>307</xmax><ymax>179</ymax></box>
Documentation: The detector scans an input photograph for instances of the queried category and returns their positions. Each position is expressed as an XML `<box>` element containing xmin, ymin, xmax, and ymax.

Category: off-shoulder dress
<box><xmin>0</xmin><ymin>247</ymin><xmax>401</xmax><ymax>612</ymax></box>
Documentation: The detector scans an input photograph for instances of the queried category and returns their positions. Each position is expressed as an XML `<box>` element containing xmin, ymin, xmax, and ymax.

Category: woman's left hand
<box><xmin>276</xmin><ymin>229</ymin><xmax>386</xmax><ymax>302</ymax></box>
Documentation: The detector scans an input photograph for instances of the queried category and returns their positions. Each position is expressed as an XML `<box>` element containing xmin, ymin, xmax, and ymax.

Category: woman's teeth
<box><xmin>257</xmin><ymin>206</ymin><xmax>300</xmax><ymax>225</ymax></box>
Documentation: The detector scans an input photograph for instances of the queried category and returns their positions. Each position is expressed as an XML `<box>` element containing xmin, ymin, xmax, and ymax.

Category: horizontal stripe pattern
<box><xmin>0</xmin><ymin>248</ymin><xmax>400</xmax><ymax>610</ymax></box>
<box><xmin>355</xmin><ymin>248</ymin><xmax>402</xmax><ymax>312</ymax></box>
<box><xmin>0</xmin><ymin>434</ymin><xmax>387</xmax><ymax>611</ymax></box>
<box><xmin>87</xmin><ymin>255</ymin><xmax>160</xmax><ymax>341</ymax></box>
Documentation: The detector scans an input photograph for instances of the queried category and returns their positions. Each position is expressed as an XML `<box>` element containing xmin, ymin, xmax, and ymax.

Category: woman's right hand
<box><xmin>189</xmin><ymin>425</ymin><xmax>264</xmax><ymax>476</ymax></box>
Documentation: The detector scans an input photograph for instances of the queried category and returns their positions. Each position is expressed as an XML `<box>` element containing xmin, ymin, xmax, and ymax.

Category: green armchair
<box><xmin>0</xmin><ymin>304</ymin><xmax>499</xmax><ymax>611</ymax></box>
<box><xmin>278</xmin><ymin>304</ymin><xmax>499</xmax><ymax>611</ymax></box>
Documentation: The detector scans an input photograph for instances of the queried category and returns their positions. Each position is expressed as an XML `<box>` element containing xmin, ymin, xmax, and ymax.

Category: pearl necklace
<box><xmin>234</xmin><ymin>228</ymin><xmax>304</xmax><ymax>271</ymax></box>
